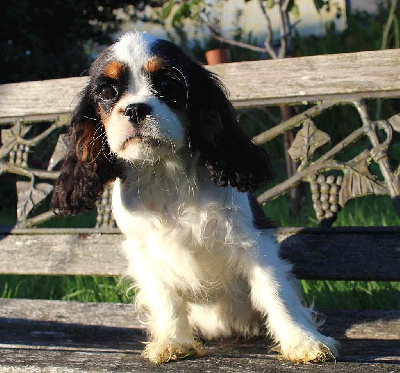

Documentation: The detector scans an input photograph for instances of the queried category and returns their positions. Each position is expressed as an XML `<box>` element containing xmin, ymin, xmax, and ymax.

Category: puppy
<box><xmin>51</xmin><ymin>31</ymin><xmax>337</xmax><ymax>364</ymax></box>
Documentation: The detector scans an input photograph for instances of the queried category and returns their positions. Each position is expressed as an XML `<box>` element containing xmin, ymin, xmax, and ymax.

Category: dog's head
<box><xmin>51</xmin><ymin>32</ymin><xmax>272</xmax><ymax>215</ymax></box>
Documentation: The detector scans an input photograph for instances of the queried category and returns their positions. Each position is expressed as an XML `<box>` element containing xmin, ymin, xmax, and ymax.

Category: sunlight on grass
<box><xmin>301</xmin><ymin>280</ymin><xmax>400</xmax><ymax>310</ymax></box>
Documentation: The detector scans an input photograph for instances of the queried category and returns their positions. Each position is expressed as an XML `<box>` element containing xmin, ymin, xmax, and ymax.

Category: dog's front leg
<box><xmin>243</xmin><ymin>239</ymin><xmax>338</xmax><ymax>363</ymax></box>
<box><xmin>136</xmin><ymin>278</ymin><xmax>202</xmax><ymax>363</ymax></box>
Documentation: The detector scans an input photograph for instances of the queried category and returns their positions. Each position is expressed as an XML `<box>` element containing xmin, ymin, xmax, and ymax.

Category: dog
<box><xmin>51</xmin><ymin>31</ymin><xmax>337</xmax><ymax>364</ymax></box>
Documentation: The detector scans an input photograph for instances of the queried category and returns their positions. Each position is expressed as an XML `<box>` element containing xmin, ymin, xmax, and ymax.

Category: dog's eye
<box><xmin>158</xmin><ymin>76</ymin><xmax>180</xmax><ymax>92</ymax></box>
<box><xmin>99</xmin><ymin>84</ymin><xmax>118</xmax><ymax>101</ymax></box>
<box><xmin>151</xmin><ymin>68</ymin><xmax>187</xmax><ymax>107</ymax></box>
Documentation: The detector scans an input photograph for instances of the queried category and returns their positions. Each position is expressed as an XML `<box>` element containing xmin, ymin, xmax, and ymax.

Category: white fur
<box><xmin>112</xmin><ymin>152</ymin><xmax>337</xmax><ymax>364</ymax></box>
<box><xmin>106</xmin><ymin>32</ymin><xmax>337</xmax><ymax>364</ymax></box>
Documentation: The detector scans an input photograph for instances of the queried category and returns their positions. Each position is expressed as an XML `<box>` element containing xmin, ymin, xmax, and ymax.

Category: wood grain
<box><xmin>1</xmin><ymin>227</ymin><xmax>399</xmax><ymax>280</ymax></box>
<box><xmin>0</xmin><ymin>232</ymin><xmax>126</xmax><ymax>276</ymax></box>
<box><xmin>1</xmin><ymin>49</ymin><xmax>400</xmax><ymax>119</ymax></box>
<box><xmin>0</xmin><ymin>299</ymin><xmax>399</xmax><ymax>372</ymax></box>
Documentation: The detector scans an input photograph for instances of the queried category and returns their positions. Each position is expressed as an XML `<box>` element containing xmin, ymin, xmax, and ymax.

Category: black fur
<box><xmin>51</xmin><ymin>87</ymin><xmax>120</xmax><ymax>216</ymax></box>
<box><xmin>248</xmin><ymin>192</ymin><xmax>275</xmax><ymax>229</ymax></box>
<box><xmin>189</xmin><ymin>67</ymin><xmax>272</xmax><ymax>192</ymax></box>
<box><xmin>153</xmin><ymin>40</ymin><xmax>273</xmax><ymax>192</ymax></box>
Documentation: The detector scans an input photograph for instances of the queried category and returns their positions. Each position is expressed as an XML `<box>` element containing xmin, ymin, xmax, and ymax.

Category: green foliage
<box><xmin>153</xmin><ymin>0</ymin><xmax>205</xmax><ymax>27</ymax></box>
<box><xmin>313</xmin><ymin>0</ymin><xmax>331</xmax><ymax>12</ymax></box>
<box><xmin>288</xmin><ymin>0</ymin><xmax>300</xmax><ymax>19</ymax></box>
<box><xmin>266</xmin><ymin>0</ymin><xmax>275</xmax><ymax>9</ymax></box>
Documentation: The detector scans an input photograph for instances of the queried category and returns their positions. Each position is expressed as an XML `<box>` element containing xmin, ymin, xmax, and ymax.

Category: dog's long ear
<box><xmin>188</xmin><ymin>65</ymin><xmax>272</xmax><ymax>192</ymax></box>
<box><xmin>51</xmin><ymin>88</ymin><xmax>119</xmax><ymax>216</ymax></box>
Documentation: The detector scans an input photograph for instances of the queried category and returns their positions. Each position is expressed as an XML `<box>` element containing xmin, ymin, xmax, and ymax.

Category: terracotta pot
<box><xmin>205</xmin><ymin>48</ymin><xmax>231</xmax><ymax>65</ymax></box>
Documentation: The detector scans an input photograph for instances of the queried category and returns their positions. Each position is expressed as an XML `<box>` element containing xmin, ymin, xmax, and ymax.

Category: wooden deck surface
<box><xmin>0</xmin><ymin>299</ymin><xmax>399</xmax><ymax>372</ymax></box>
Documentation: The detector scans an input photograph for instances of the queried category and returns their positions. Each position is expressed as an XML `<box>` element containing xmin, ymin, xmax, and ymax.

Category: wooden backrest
<box><xmin>1</xmin><ymin>49</ymin><xmax>399</xmax><ymax>280</ymax></box>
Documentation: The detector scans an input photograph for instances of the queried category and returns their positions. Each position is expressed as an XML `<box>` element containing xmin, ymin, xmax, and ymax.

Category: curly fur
<box><xmin>51</xmin><ymin>89</ymin><xmax>120</xmax><ymax>215</ymax></box>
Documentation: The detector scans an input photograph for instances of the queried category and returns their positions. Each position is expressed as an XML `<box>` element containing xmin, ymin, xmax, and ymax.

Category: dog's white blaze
<box><xmin>106</xmin><ymin>32</ymin><xmax>186</xmax><ymax>161</ymax></box>
<box><xmin>113</xmin><ymin>31</ymin><xmax>155</xmax><ymax>87</ymax></box>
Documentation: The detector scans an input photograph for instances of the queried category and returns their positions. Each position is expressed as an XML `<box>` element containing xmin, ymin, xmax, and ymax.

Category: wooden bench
<box><xmin>0</xmin><ymin>49</ymin><xmax>399</xmax><ymax>372</ymax></box>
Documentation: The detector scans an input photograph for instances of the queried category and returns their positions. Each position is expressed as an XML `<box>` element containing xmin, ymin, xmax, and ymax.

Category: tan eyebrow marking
<box><xmin>143</xmin><ymin>56</ymin><xmax>163</xmax><ymax>73</ymax></box>
<box><xmin>103</xmin><ymin>60</ymin><xmax>125</xmax><ymax>79</ymax></box>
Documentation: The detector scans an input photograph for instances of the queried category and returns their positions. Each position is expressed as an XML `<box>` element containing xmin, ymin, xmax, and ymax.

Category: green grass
<box><xmin>301</xmin><ymin>280</ymin><xmax>400</xmax><ymax>310</ymax></box>
<box><xmin>1</xmin><ymin>275</ymin><xmax>398</xmax><ymax>310</ymax></box>
<box><xmin>264</xmin><ymin>193</ymin><xmax>400</xmax><ymax>228</ymax></box>
<box><xmin>1</xmin><ymin>275</ymin><xmax>134</xmax><ymax>303</ymax></box>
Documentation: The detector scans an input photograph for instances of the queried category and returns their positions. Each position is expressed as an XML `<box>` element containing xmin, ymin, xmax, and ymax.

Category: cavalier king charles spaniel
<box><xmin>51</xmin><ymin>31</ymin><xmax>337</xmax><ymax>364</ymax></box>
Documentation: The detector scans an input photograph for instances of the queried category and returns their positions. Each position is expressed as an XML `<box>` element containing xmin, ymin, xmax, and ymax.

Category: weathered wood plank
<box><xmin>1</xmin><ymin>49</ymin><xmax>400</xmax><ymax>120</ymax></box>
<box><xmin>278</xmin><ymin>227</ymin><xmax>400</xmax><ymax>281</ymax></box>
<box><xmin>0</xmin><ymin>77</ymin><xmax>87</xmax><ymax>121</ymax></box>
<box><xmin>0</xmin><ymin>227</ymin><xmax>399</xmax><ymax>280</ymax></box>
<box><xmin>0</xmin><ymin>299</ymin><xmax>399</xmax><ymax>372</ymax></box>
<box><xmin>0</xmin><ymin>298</ymin><xmax>142</xmax><ymax>329</ymax></box>
<box><xmin>1</xmin><ymin>299</ymin><xmax>399</xmax><ymax>341</ymax></box>
<box><xmin>209</xmin><ymin>48</ymin><xmax>400</xmax><ymax>107</ymax></box>
<box><xmin>0</xmin><ymin>232</ymin><xmax>126</xmax><ymax>276</ymax></box>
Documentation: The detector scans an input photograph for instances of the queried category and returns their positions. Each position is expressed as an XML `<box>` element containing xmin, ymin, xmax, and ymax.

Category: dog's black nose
<box><xmin>124</xmin><ymin>103</ymin><xmax>152</xmax><ymax>125</ymax></box>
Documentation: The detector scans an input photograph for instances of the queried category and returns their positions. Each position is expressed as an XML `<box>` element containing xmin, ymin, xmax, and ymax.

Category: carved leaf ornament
<box><xmin>388</xmin><ymin>113</ymin><xmax>400</xmax><ymax>133</ymax></box>
<box><xmin>288</xmin><ymin>119</ymin><xmax>330</xmax><ymax>164</ymax></box>
<box><xmin>1</xmin><ymin>122</ymin><xmax>31</xmax><ymax>148</ymax></box>
<box><xmin>48</xmin><ymin>134</ymin><xmax>68</xmax><ymax>171</ymax></box>
<box><xmin>17</xmin><ymin>181</ymin><xmax>54</xmax><ymax>221</ymax></box>
<box><xmin>339</xmin><ymin>150</ymin><xmax>387</xmax><ymax>207</ymax></box>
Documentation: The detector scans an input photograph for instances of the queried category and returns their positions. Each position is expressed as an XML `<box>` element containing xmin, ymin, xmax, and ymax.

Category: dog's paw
<box><xmin>143</xmin><ymin>339</ymin><xmax>203</xmax><ymax>364</ymax></box>
<box><xmin>278</xmin><ymin>335</ymin><xmax>338</xmax><ymax>363</ymax></box>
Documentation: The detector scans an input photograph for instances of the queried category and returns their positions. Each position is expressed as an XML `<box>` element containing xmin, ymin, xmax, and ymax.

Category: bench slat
<box><xmin>0</xmin><ymin>299</ymin><xmax>399</xmax><ymax>372</ymax></box>
<box><xmin>0</xmin><ymin>231</ymin><xmax>126</xmax><ymax>277</ymax></box>
<box><xmin>1</xmin><ymin>49</ymin><xmax>400</xmax><ymax>119</ymax></box>
<box><xmin>1</xmin><ymin>227</ymin><xmax>399</xmax><ymax>280</ymax></box>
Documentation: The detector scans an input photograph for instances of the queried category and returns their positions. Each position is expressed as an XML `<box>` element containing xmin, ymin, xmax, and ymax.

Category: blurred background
<box><xmin>0</xmin><ymin>0</ymin><xmax>396</xmax><ymax>84</ymax></box>
<box><xmin>1</xmin><ymin>0</ymin><xmax>399</xmax><ymax>309</ymax></box>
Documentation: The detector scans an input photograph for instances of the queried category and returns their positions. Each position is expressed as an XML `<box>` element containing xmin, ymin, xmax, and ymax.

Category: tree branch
<box><xmin>199</xmin><ymin>12</ymin><xmax>268</xmax><ymax>53</ymax></box>
<box><xmin>282</xmin><ymin>0</ymin><xmax>290</xmax><ymax>12</ymax></box>
<box><xmin>257</xmin><ymin>0</ymin><xmax>278</xmax><ymax>59</ymax></box>
<box><xmin>381</xmin><ymin>0</ymin><xmax>398</xmax><ymax>50</ymax></box>
<box><xmin>277</xmin><ymin>0</ymin><xmax>292</xmax><ymax>58</ymax></box>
